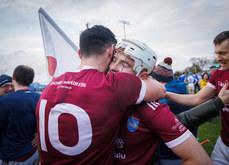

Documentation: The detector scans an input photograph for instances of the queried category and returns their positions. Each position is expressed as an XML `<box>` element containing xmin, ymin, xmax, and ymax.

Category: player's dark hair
<box><xmin>79</xmin><ymin>25</ymin><xmax>117</xmax><ymax>57</ymax></box>
<box><xmin>13</xmin><ymin>65</ymin><xmax>34</xmax><ymax>86</ymax></box>
<box><xmin>213</xmin><ymin>31</ymin><xmax>229</xmax><ymax>45</ymax></box>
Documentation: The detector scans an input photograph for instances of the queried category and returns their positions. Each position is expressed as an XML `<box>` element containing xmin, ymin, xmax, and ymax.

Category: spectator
<box><xmin>0</xmin><ymin>74</ymin><xmax>14</xmax><ymax>97</ymax></box>
<box><xmin>110</xmin><ymin>39</ymin><xmax>211</xmax><ymax>165</ymax></box>
<box><xmin>0</xmin><ymin>65</ymin><xmax>40</xmax><ymax>164</ymax></box>
<box><xmin>199</xmin><ymin>72</ymin><xmax>209</xmax><ymax>89</ymax></box>
<box><xmin>166</xmin><ymin>30</ymin><xmax>229</xmax><ymax>165</ymax></box>
<box><xmin>173</xmin><ymin>73</ymin><xmax>179</xmax><ymax>80</ymax></box>
<box><xmin>196</xmin><ymin>72</ymin><xmax>202</xmax><ymax>91</ymax></box>
<box><xmin>193</xmin><ymin>72</ymin><xmax>199</xmax><ymax>93</ymax></box>
<box><xmin>184</xmin><ymin>72</ymin><xmax>197</xmax><ymax>94</ymax></box>
<box><xmin>36</xmin><ymin>25</ymin><xmax>166</xmax><ymax>164</ymax></box>
<box><xmin>179</xmin><ymin>72</ymin><xmax>187</xmax><ymax>82</ymax></box>
<box><xmin>208</xmin><ymin>68</ymin><xmax>214</xmax><ymax>78</ymax></box>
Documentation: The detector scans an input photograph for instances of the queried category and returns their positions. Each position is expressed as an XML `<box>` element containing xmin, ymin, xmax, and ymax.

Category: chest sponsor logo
<box><xmin>218</xmin><ymin>81</ymin><xmax>224</xmax><ymax>88</ymax></box>
<box><xmin>50</xmin><ymin>80</ymin><xmax>87</xmax><ymax>88</ymax></box>
<box><xmin>114</xmin><ymin>151</ymin><xmax>126</xmax><ymax>159</ymax></box>
<box><xmin>127</xmin><ymin>118</ymin><xmax>139</xmax><ymax>132</ymax></box>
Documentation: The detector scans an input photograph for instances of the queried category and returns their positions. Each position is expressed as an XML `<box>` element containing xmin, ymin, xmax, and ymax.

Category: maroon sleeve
<box><xmin>111</xmin><ymin>72</ymin><xmax>143</xmax><ymax>109</ymax></box>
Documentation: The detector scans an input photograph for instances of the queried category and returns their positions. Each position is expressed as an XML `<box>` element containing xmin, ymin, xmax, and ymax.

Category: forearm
<box><xmin>177</xmin><ymin>97</ymin><xmax>224</xmax><ymax>132</ymax></box>
<box><xmin>166</xmin><ymin>86</ymin><xmax>215</xmax><ymax>107</ymax></box>
<box><xmin>166</xmin><ymin>92</ymin><xmax>198</xmax><ymax>106</ymax></box>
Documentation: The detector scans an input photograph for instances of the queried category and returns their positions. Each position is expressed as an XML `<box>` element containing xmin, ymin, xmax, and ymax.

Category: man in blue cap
<box><xmin>0</xmin><ymin>74</ymin><xmax>14</xmax><ymax>97</ymax></box>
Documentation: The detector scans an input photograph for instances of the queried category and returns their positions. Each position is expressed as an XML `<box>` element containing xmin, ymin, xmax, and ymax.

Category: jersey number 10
<box><xmin>38</xmin><ymin>99</ymin><xmax>92</xmax><ymax>156</ymax></box>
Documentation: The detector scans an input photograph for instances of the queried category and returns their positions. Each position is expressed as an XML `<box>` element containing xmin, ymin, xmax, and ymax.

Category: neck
<box><xmin>79</xmin><ymin>55</ymin><xmax>111</xmax><ymax>72</ymax></box>
<box><xmin>14</xmin><ymin>83</ymin><xmax>29</xmax><ymax>91</ymax></box>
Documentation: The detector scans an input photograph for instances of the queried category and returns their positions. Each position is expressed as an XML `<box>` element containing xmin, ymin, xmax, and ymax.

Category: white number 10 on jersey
<box><xmin>39</xmin><ymin>99</ymin><xmax>92</xmax><ymax>156</ymax></box>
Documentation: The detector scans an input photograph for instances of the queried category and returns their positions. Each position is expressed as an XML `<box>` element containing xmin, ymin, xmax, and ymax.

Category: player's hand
<box><xmin>32</xmin><ymin>133</ymin><xmax>38</xmax><ymax>148</ymax></box>
<box><xmin>218</xmin><ymin>81</ymin><xmax>229</xmax><ymax>105</ymax></box>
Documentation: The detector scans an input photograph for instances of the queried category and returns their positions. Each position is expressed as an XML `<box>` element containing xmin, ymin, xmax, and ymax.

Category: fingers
<box><xmin>221</xmin><ymin>81</ymin><xmax>228</xmax><ymax>93</ymax></box>
<box><xmin>32</xmin><ymin>133</ymin><xmax>38</xmax><ymax>148</ymax></box>
<box><xmin>218</xmin><ymin>81</ymin><xmax>229</xmax><ymax>104</ymax></box>
<box><xmin>224</xmin><ymin>80</ymin><xmax>228</xmax><ymax>89</ymax></box>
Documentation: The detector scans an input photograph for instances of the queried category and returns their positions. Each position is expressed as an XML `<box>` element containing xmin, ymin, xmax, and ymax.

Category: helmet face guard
<box><xmin>115</xmin><ymin>39</ymin><xmax>157</xmax><ymax>76</ymax></box>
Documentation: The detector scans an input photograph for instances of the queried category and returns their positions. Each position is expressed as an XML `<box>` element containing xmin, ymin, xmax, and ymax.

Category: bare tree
<box><xmin>190</xmin><ymin>57</ymin><xmax>211</xmax><ymax>72</ymax></box>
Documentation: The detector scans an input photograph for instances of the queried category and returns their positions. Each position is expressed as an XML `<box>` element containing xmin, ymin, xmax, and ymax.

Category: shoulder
<box><xmin>133</xmin><ymin>101</ymin><xmax>166</xmax><ymax>114</ymax></box>
<box><xmin>106</xmin><ymin>72</ymin><xmax>142</xmax><ymax>90</ymax></box>
<box><xmin>30</xmin><ymin>90</ymin><xmax>41</xmax><ymax>99</ymax></box>
<box><xmin>209</xmin><ymin>68</ymin><xmax>227</xmax><ymax>81</ymax></box>
<box><xmin>106</xmin><ymin>72</ymin><xmax>140</xmax><ymax>81</ymax></box>
<box><xmin>145</xmin><ymin>101</ymin><xmax>170</xmax><ymax>114</ymax></box>
<box><xmin>132</xmin><ymin>102</ymin><xmax>172</xmax><ymax>127</ymax></box>
<box><xmin>145</xmin><ymin>101</ymin><xmax>161</xmax><ymax>110</ymax></box>
<box><xmin>0</xmin><ymin>92</ymin><xmax>15</xmax><ymax>101</ymax></box>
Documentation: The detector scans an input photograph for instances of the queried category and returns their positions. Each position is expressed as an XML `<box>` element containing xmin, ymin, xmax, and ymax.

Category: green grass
<box><xmin>197</xmin><ymin>116</ymin><xmax>221</xmax><ymax>156</ymax></box>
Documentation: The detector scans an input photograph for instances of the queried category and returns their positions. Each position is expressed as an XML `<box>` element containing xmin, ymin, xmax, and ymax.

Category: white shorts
<box><xmin>211</xmin><ymin>136</ymin><xmax>229</xmax><ymax>165</ymax></box>
<box><xmin>188</xmin><ymin>83</ymin><xmax>195</xmax><ymax>90</ymax></box>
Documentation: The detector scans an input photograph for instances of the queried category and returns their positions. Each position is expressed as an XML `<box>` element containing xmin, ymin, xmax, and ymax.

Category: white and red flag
<box><xmin>38</xmin><ymin>8</ymin><xmax>80</xmax><ymax>81</ymax></box>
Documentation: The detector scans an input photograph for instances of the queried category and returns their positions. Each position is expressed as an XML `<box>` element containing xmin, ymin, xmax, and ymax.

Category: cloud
<box><xmin>0</xmin><ymin>0</ymin><xmax>229</xmax><ymax>82</ymax></box>
<box><xmin>0</xmin><ymin>49</ymin><xmax>48</xmax><ymax>83</ymax></box>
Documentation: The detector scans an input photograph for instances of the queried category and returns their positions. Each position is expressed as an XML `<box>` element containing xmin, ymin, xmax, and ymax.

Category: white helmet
<box><xmin>115</xmin><ymin>39</ymin><xmax>157</xmax><ymax>76</ymax></box>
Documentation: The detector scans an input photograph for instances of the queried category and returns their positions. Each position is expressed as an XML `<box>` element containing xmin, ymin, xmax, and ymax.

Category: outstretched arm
<box><xmin>176</xmin><ymin>98</ymin><xmax>222</xmax><ymax>132</ymax></box>
<box><xmin>176</xmin><ymin>81</ymin><xmax>229</xmax><ymax>132</ymax></box>
<box><xmin>166</xmin><ymin>85</ymin><xmax>216</xmax><ymax>106</ymax></box>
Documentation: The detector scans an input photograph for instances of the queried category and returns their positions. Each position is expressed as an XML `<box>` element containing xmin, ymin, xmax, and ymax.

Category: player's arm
<box><xmin>142</xmin><ymin>77</ymin><xmax>166</xmax><ymax>102</ymax></box>
<box><xmin>171</xmin><ymin>134</ymin><xmax>211</xmax><ymax>165</ymax></box>
<box><xmin>165</xmin><ymin>85</ymin><xmax>216</xmax><ymax>106</ymax></box>
<box><xmin>176</xmin><ymin>97</ymin><xmax>222</xmax><ymax>132</ymax></box>
<box><xmin>176</xmin><ymin>82</ymin><xmax>229</xmax><ymax>131</ymax></box>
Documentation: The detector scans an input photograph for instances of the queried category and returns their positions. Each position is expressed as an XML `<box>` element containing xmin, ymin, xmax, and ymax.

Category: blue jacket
<box><xmin>160</xmin><ymin>80</ymin><xmax>190</xmax><ymax>114</ymax></box>
<box><xmin>157</xmin><ymin>80</ymin><xmax>195</xmax><ymax>160</ymax></box>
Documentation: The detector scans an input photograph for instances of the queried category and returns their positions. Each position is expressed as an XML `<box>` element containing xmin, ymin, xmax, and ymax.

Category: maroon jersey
<box><xmin>114</xmin><ymin>101</ymin><xmax>191</xmax><ymax>164</ymax></box>
<box><xmin>36</xmin><ymin>66</ymin><xmax>145</xmax><ymax>165</ymax></box>
<box><xmin>208</xmin><ymin>68</ymin><xmax>229</xmax><ymax>147</ymax></box>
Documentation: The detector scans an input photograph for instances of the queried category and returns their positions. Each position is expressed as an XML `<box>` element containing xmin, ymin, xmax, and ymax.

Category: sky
<box><xmin>0</xmin><ymin>0</ymin><xmax>229</xmax><ymax>84</ymax></box>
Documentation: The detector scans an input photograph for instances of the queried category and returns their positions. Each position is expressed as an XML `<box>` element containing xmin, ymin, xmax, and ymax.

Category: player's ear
<box><xmin>139</xmin><ymin>72</ymin><xmax>149</xmax><ymax>80</ymax></box>
<box><xmin>108</xmin><ymin>44</ymin><xmax>115</xmax><ymax>59</ymax></box>
<box><xmin>78</xmin><ymin>49</ymin><xmax>82</xmax><ymax>59</ymax></box>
